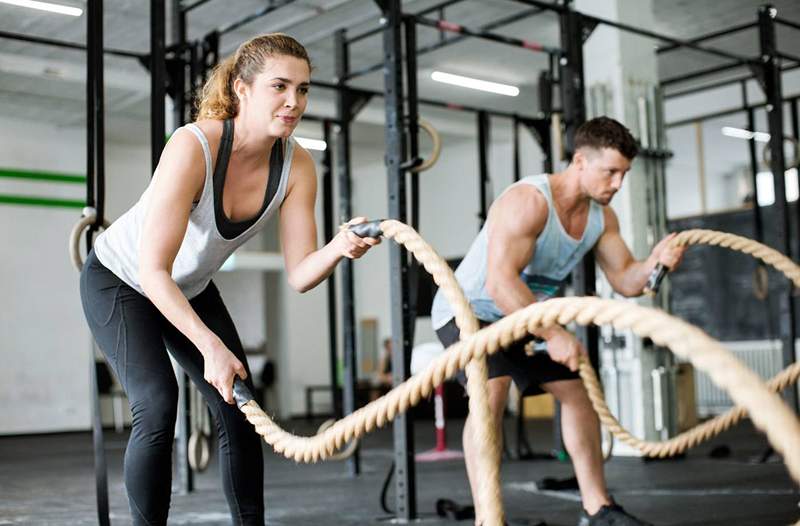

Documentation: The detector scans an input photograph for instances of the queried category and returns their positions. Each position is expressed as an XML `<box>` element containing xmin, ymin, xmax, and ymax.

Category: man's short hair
<box><xmin>574</xmin><ymin>116</ymin><xmax>639</xmax><ymax>160</ymax></box>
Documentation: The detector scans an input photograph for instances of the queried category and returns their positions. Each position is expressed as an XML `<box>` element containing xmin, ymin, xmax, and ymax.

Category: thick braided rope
<box><xmin>240</xmin><ymin>297</ymin><xmax>800</xmax><ymax>483</ymax></box>
<box><xmin>378</xmin><ymin>221</ymin><xmax>504</xmax><ymax>524</ymax></box>
<box><xmin>580</xmin><ymin>357</ymin><xmax>800</xmax><ymax>457</ymax></box>
<box><xmin>239</xmin><ymin>220</ymin><xmax>505</xmax><ymax>524</ymax></box>
<box><xmin>671</xmin><ymin>229</ymin><xmax>800</xmax><ymax>288</ymax></box>
<box><xmin>578</xmin><ymin>229</ymin><xmax>800</xmax><ymax>457</ymax></box>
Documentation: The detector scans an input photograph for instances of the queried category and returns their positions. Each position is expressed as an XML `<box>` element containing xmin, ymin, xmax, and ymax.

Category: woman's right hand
<box><xmin>202</xmin><ymin>340</ymin><xmax>248</xmax><ymax>404</ymax></box>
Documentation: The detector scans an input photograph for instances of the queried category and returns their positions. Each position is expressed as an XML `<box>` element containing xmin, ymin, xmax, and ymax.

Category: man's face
<box><xmin>575</xmin><ymin>147</ymin><xmax>631</xmax><ymax>205</ymax></box>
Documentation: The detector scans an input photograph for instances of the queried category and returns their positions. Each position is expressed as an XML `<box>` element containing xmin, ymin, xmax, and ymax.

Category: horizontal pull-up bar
<box><xmin>347</xmin><ymin>0</ymin><xmax>467</xmax><ymax>45</ymax></box>
<box><xmin>582</xmin><ymin>13</ymin><xmax>754</xmax><ymax>66</ymax></box>
<box><xmin>656</xmin><ymin>21</ymin><xmax>756</xmax><ymax>55</ymax></box>
<box><xmin>0</xmin><ymin>30</ymin><xmax>146</xmax><ymax>60</ymax></box>
<box><xmin>180</xmin><ymin>0</ymin><xmax>213</xmax><ymax>14</ymax></box>
<box><xmin>663</xmin><ymin>62</ymin><xmax>800</xmax><ymax>100</ymax></box>
<box><xmin>215</xmin><ymin>0</ymin><xmax>297</xmax><ymax>37</ymax></box>
<box><xmin>311</xmin><ymin>79</ymin><xmax>538</xmax><ymax>121</ymax></box>
<box><xmin>345</xmin><ymin>6</ymin><xmax>547</xmax><ymax>81</ymax></box>
<box><xmin>775</xmin><ymin>17</ymin><xmax>800</xmax><ymax>33</ymax></box>
<box><xmin>413</xmin><ymin>14</ymin><xmax>561</xmax><ymax>55</ymax></box>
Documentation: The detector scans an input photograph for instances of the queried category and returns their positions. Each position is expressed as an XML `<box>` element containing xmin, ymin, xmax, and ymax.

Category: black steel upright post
<box><xmin>151</xmin><ymin>0</ymin><xmax>167</xmax><ymax>172</ymax></box>
<box><xmin>477</xmin><ymin>111</ymin><xmax>491</xmax><ymax>228</ymax></box>
<box><xmin>743</xmin><ymin>85</ymin><xmax>764</xmax><ymax>242</ymax></box>
<box><xmin>404</xmin><ymin>16</ymin><xmax>421</xmax><ymax>232</ymax></box>
<box><xmin>171</xmin><ymin>0</ymin><xmax>187</xmax><ymax>127</ymax></box>
<box><xmin>86</xmin><ymin>2</ymin><xmax>109</xmax><ymax>525</ymax></box>
<box><xmin>379</xmin><ymin>0</ymin><xmax>417</xmax><ymax>519</ymax></box>
<box><xmin>758</xmin><ymin>5</ymin><xmax>798</xmax><ymax>412</ymax></box>
<box><xmin>334</xmin><ymin>29</ymin><xmax>360</xmax><ymax>476</ymax></box>
<box><xmin>559</xmin><ymin>5</ymin><xmax>594</xmax><ymax>454</ymax></box>
<box><xmin>323</xmin><ymin>119</ymin><xmax>342</xmax><ymax>420</ymax></box>
<box><xmin>404</xmin><ymin>16</ymin><xmax>421</xmax><ymax>343</ymax></box>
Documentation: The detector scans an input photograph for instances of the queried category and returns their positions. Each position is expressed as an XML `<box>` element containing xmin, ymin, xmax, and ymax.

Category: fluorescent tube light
<box><xmin>294</xmin><ymin>136</ymin><xmax>327</xmax><ymax>151</ymax></box>
<box><xmin>721</xmin><ymin>126</ymin><xmax>770</xmax><ymax>143</ymax></box>
<box><xmin>0</xmin><ymin>0</ymin><xmax>82</xmax><ymax>16</ymax></box>
<box><xmin>431</xmin><ymin>71</ymin><xmax>519</xmax><ymax>97</ymax></box>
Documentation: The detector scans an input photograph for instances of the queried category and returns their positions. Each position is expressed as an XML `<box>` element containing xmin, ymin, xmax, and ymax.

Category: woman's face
<box><xmin>235</xmin><ymin>54</ymin><xmax>311</xmax><ymax>137</ymax></box>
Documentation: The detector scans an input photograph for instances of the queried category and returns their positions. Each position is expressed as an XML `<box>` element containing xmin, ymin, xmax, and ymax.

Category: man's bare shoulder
<box><xmin>489</xmin><ymin>183</ymin><xmax>549</xmax><ymax>237</ymax></box>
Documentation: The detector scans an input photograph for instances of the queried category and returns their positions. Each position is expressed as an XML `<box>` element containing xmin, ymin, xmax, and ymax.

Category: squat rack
<box><xmin>657</xmin><ymin>5</ymin><xmax>800</xmax><ymax>419</ymax></box>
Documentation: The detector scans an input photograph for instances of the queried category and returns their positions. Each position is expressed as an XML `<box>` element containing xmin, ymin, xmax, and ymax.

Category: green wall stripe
<box><xmin>0</xmin><ymin>195</ymin><xmax>86</xmax><ymax>209</ymax></box>
<box><xmin>0</xmin><ymin>168</ymin><xmax>86</xmax><ymax>184</ymax></box>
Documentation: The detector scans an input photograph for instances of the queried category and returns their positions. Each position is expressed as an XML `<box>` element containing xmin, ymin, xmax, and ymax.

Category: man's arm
<box><xmin>595</xmin><ymin>207</ymin><xmax>685</xmax><ymax>297</ymax></box>
<box><xmin>484</xmin><ymin>186</ymin><xmax>583</xmax><ymax>371</ymax></box>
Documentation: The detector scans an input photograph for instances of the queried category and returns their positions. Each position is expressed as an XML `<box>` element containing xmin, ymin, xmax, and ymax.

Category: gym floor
<box><xmin>1</xmin><ymin>417</ymin><xmax>797</xmax><ymax>525</ymax></box>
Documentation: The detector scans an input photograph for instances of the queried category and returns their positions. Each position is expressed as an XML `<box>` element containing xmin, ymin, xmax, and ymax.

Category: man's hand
<box><xmin>651</xmin><ymin>233</ymin><xmax>686</xmax><ymax>271</ymax></box>
<box><xmin>544</xmin><ymin>327</ymin><xmax>586</xmax><ymax>372</ymax></box>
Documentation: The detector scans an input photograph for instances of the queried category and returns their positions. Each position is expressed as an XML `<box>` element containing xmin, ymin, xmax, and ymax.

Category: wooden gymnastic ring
<box><xmin>411</xmin><ymin>118</ymin><xmax>442</xmax><ymax>173</ymax></box>
<box><xmin>69</xmin><ymin>207</ymin><xmax>110</xmax><ymax>272</ymax></box>
<box><xmin>188</xmin><ymin>431</ymin><xmax>211</xmax><ymax>472</ymax></box>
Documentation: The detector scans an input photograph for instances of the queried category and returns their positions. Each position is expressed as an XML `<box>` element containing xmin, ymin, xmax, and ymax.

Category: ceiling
<box><xmin>1</xmin><ymin>0</ymin><xmax>799</xmax><ymax>145</ymax></box>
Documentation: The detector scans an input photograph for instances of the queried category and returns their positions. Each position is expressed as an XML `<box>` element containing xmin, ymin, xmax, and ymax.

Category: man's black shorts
<box><xmin>435</xmin><ymin>318</ymin><xmax>580</xmax><ymax>396</ymax></box>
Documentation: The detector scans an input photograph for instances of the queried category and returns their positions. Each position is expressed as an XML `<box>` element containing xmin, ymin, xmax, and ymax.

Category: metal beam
<box><xmin>322</xmin><ymin>119</ymin><xmax>342</xmax><ymax>420</ymax></box>
<box><xmin>215</xmin><ymin>0</ymin><xmax>297</xmax><ymax>37</ymax></box>
<box><xmin>758</xmin><ymin>4</ymin><xmax>798</xmax><ymax>413</ymax></box>
<box><xmin>333</xmin><ymin>29</ymin><xmax>361</xmax><ymax>477</ymax></box>
<box><xmin>656</xmin><ymin>21</ymin><xmax>756</xmax><ymax>54</ymax></box>
<box><xmin>0</xmin><ymin>29</ymin><xmax>146</xmax><ymax>59</ymax></box>
<box><xmin>583</xmin><ymin>12</ymin><xmax>754</xmax><ymax>65</ymax></box>
<box><xmin>345</xmin><ymin>6</ymin><xmax>549</xmax><ymax>80</ymax></box>
<box><xmin>380</xmin><ymin>0</ymin><xmax>417</xmax><ymax>520</ymax></box>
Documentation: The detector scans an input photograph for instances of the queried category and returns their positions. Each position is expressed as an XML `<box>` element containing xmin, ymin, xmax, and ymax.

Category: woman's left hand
<box><xmin>336</xmin><ymin>216</ymin><xmax>381</xmax><ymax>259</ymax></box>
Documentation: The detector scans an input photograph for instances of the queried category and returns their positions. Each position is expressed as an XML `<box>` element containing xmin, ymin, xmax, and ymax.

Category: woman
<box><xmin>80</xmin><ymin>33</ymin><xmax>379</xmax><ymax>525</ymax></box>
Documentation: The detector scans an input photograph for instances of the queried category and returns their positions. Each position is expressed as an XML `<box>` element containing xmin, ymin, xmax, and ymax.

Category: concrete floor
<box><xmin>1</xmin><ymin>417</ymin><xmax>798</xmax><ymax>525</ymax></box>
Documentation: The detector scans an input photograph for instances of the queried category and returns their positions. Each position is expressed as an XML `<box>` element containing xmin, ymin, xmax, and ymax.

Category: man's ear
<box><xmin>572</xmin><ymin>149</ymin><xmax>586</xmax><ymax>170</ymax></box>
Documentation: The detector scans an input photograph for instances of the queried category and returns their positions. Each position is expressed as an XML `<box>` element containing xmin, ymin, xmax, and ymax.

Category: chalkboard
<box><xmin>667</xmin><ymin>203</ymin><xmax>799</xmax><ymax>342</ymax></box>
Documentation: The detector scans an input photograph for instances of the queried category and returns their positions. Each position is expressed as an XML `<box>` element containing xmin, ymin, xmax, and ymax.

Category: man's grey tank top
<box><xmin>94</xmin><ymin>123</ymin><xmax>295</xmax><ymax>299</ymax></box>
<box><xmin>430</xmin><ymin>174</ymin><xmax>605</xmax><ymax>330</ymax></box>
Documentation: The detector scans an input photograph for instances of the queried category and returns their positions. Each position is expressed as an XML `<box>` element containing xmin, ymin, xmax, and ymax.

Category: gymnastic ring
<box><xmin>188</xmin><ymin>431</ymin><xmax>211</xmax><ymax>472</ymax></box>
<box><xmin>69</xmin><ymin>207</ymin><xmax>111</xmax><ymax>272</ymax></box>
<box><xmin>753</xmin><ymin>264</ymin><xmax>769</xmax><ymax>301</ymax></box>
<box><xmin>761</xmin><ymin>135</ymin><xmax>799</xmax><ymax>168</ymax></box>
<box><xmin>411</xmin><ymin>118</ymin><xmax>442</xmax><ymax>173</ymax></box>
<box><xmin>316</xmin><ymin>418</ymin><xmax>359</xmax><ymax>461</ymax></box>
<box><xmin>601</xmin><ymin>425</ymin><xmax>613</xmax><ymax>462</ymax></box>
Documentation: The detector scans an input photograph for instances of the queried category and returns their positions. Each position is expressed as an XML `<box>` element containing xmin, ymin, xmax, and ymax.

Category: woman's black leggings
<box><xmin>80</xmin><ymin>249</ymin><xmax>264</xmax><ymax>526</ymax></box>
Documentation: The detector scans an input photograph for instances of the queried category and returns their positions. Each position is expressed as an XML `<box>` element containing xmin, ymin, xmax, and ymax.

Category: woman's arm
<box><xmin>138</xmin><ymin>128</ymin><xmax>246</xmax><ymax>404</ymax></box>
<box><xmin>279</xmin><ymin>146</ymin><xmax>380</xmax><ymax>293</ymax></box>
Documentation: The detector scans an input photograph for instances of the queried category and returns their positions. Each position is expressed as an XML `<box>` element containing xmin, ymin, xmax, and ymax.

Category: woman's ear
<box><xmin>233</xmin><ymin>78</ymin><xmax>246</xmax><ymax>103</ymax></box>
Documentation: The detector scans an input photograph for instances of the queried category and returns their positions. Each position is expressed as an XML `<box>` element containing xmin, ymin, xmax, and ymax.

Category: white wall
<box><xmin>0</xmin><ymin>117</ymin><xmax>267</xmax><ymax>434</ymax></box>
<box><xmin>664</xmin><ymin>68</ymin><xmax>800</xmax><ymax>218</ymax></box>
<box><xmin>0</xmin><ymin>117</ymin><xmax>150</xmax><ymax>434</ymax></box>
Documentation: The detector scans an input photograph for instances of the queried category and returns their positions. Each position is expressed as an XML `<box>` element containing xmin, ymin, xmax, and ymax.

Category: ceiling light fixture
<box><xmin>431</xmin><ymin>71</ymin><xmax>519</xmax><ymax>97</ymax></box>
<box><xmin>721</xmin><ymin>126</ymin><xmax>770</xmax><ymax>143</ymax></box>
<box><xmin>0</xmin><ymin>0</ymin><xmax>82</xmax><ymax>16</ymax></box>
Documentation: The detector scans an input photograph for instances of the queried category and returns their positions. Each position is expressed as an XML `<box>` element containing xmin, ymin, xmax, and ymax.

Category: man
<box><xmin>431</xmin><ymin>117</ymin><xmax>685</xmax><ymax>526</ymax></box>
